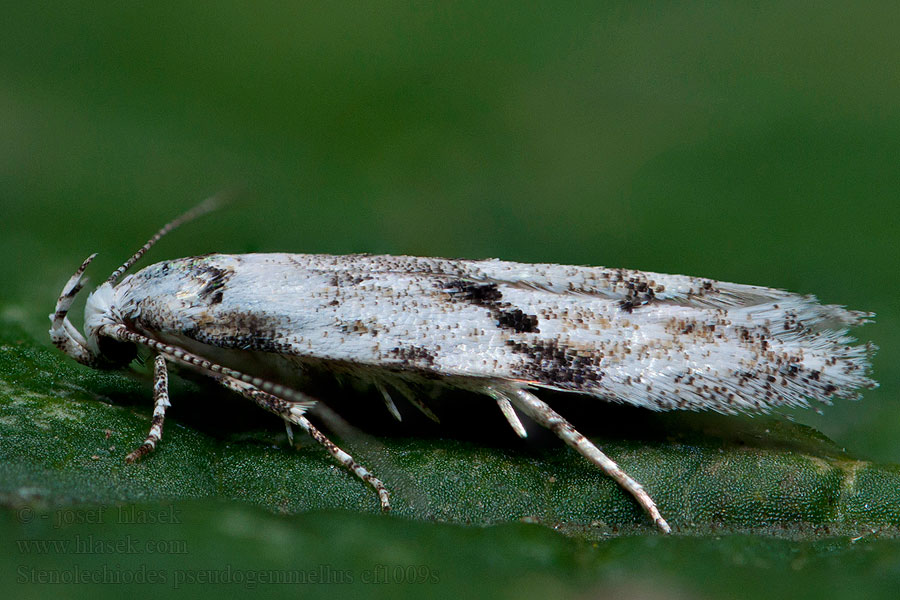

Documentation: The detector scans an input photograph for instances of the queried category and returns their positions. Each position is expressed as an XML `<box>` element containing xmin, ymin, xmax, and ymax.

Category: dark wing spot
<box><xmin>444</xmin><ymin>281</ymin><xmax>503</xmax><ymax>304</ymax></box>
<box><xmin>615</xmin><ymin>273</ymin><xmax>656</xmax><ymax>312</ymax></box>
<box><xmin>507</xmin><ymin>339</ymin><xmax>604</xmax><ymax>388</ymax></box>
<box><xmin>193</xmin><ymin>263</ymin><xmax>234</xmax><ymax>304</ymax></box>
<box><xmin>497</xmin><ymin>308</ymin><xmax>540</xmax><ymax>333</ymax></box>
<box><xmin>444</xmin><ymin>280</ymin><xmax>540</xmax><ymax>334</ymax></box>
<box><xmin>389</xmin><ymin>346</ymin><xmax>437</xmax><ymax>367</ymax></box>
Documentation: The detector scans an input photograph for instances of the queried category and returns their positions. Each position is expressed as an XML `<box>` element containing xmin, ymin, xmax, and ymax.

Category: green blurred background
<box><xmin>2</xmin><ymin>2</ymin><xmax>899</xmax><ymax>598</ymax></box>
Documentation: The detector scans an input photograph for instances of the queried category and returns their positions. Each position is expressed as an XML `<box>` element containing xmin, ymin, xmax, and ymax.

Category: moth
<box><xmin>50</xmin><ymin>199</ymin><xmax>877</xmax><ymax>533</ymax></box>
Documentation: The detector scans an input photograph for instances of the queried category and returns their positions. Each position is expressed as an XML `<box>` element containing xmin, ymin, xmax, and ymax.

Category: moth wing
<box><xmin>313</xmin><ymin>255</ymin><xmax>869</xmax><ymax>328</ymax></box>
<box><xmin>119</xmin><ymin>254</ymin><xmax>875</xmax><ymax>416</ymax></box>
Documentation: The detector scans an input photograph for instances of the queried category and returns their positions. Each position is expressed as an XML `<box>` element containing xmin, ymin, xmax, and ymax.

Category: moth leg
<box><xmin>98</xmin><ymin>324</ymin><xmax>388</xmax><ymax>501</ymax></box>
<box><xmin>389</xmin><ymin>378</ymin><xmax>440</xmax><ymax>423</ymax></box>
<box><xmin>505</xmin><ymin>387</ymin><xmax>671</xmax><ymax>534</ymax></box>
<box><xmin>284</xmin><ymin>422</ymin><xmax>295</xmax><ymax>445</ymax></box>
<box><xmin>375</xmin><ymin>381</ymin><xmax>403</xmax><ymax>422</ymax></box>
<box><xmin>125</xmin><ymin>353</ymin><xmax>172</xmax><ymax>463</ymax></box>
<box><xmin>216</xmin><ymin>375</ymin><xmax>392</xmax><ymax>511</ymax></box>
<box><xmin>483</xmin><ymin>385</ymin><xmax>528</xmax><ymax>438</ymax></box>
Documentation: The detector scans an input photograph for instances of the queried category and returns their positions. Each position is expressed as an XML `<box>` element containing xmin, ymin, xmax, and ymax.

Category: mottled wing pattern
<box><xmin>117</xmin><ymin>253</ymin><xmax>876</xmax><ymax>414</ymax></box>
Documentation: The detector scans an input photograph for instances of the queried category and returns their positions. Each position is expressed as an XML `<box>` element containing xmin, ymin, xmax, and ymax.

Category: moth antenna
<box><xmin>107</xmin><ymin>194</ymin><xmax>225</xmax><ymax>285</ymax></box>
<box><xmin>99</xmin><ymin>323</ymin><xmax>317</xmax><ymax>409</ymax></box>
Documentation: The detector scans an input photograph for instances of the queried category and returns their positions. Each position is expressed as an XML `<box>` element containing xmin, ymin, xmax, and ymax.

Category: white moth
<box><xmin>49</xmin><ymin>199</ymin><xmax>877</xmax><ymax>533</ymax></box>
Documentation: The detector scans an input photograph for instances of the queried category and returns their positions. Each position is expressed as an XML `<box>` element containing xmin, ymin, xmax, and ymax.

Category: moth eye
<box><xmin>96</xmin><ymin>336</ymin><xmax>139</xmax><ymax>369</ymax></box>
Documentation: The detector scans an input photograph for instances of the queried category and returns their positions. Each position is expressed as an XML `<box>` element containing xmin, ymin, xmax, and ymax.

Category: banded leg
<box><xmin>125</xmin><ymin>354</ymin><xmax>172</xmax><ymax>463</ymax></box>
<box><xmin>216</xmin><ymin>375</ymin><xmax>391</xmax><ymax>511</ymax></box>
<box><xmin>506</xmin><ymin>387</ymin><xmax>671</xmax><ymax>534</ymax></box>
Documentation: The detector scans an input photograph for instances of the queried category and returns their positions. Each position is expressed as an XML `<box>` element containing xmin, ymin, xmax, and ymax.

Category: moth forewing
<box><xmin>50</xmin><ymin>201</ymin><xmax>877</xmax><ymax>534</ymax></box>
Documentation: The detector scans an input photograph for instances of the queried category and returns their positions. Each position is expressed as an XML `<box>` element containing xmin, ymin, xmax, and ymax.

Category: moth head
<box><xmin>49</xmin><ymin>195</ymin><xmax>221</xmax><ymax>369</ymax></box>
<box><xmin>48</xmin><ymin>254</ymin><xmax>137</xmax><ymax>369</ymax></box>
